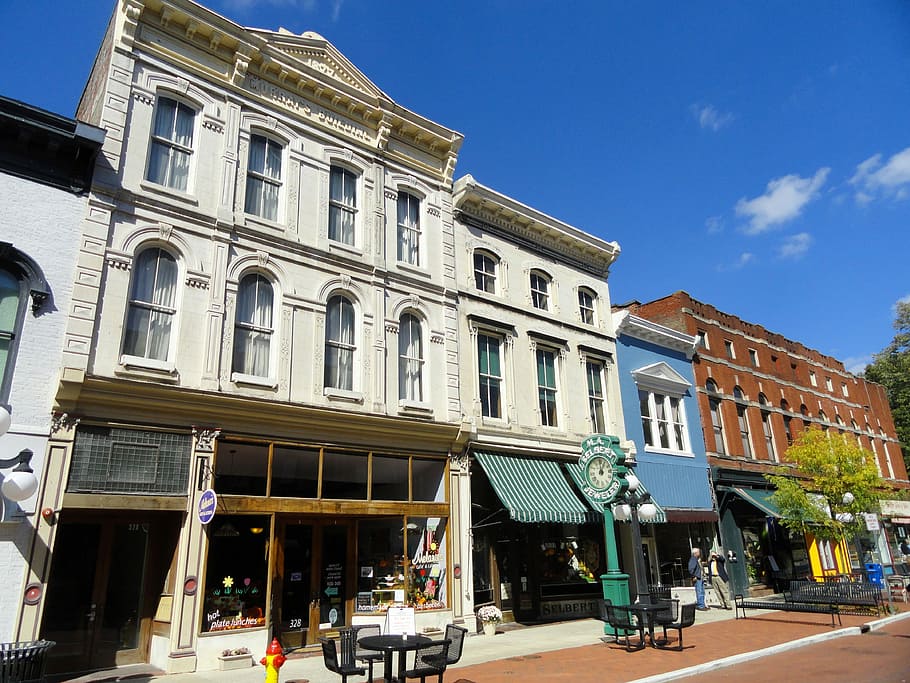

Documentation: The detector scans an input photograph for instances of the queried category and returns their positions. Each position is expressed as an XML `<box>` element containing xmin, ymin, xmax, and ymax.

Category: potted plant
<box><xmin>477</xmin><ymin>605</ymin><xmax>502</xmax><ymax>636</ymax></box>
<box><xmin>218</xmin><ymin>647</ymin><xmax>253</xmax><ymax>670</ymax></box>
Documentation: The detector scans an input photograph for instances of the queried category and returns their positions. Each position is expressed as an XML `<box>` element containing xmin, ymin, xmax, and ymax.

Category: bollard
<box><xmin>260</xmin><ymin>638</ymin><xmax>286</xmax><ymax>683</ymax></box>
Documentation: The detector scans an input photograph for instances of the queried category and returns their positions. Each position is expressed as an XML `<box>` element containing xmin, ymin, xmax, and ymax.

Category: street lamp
<box><xmin>612</xmin><ymin>467</ymin><xmax>659</xmax><ymax>605</ymax></box>
<box><xmin>0</xmin><ymin>406</ymin><xmax>39</xmax><ymax>504</ymax></box>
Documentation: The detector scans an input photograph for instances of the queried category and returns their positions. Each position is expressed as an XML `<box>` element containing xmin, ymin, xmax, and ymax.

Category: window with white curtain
<box><xmin>473</xmin><ymin>251</ymin><xmax>497</xmax><ymax>293</ymax></box>
<box><xmin>324</xmin><ymin>295</ymin><xmax>355</xmax><ymax>390</ymax></box>
<box><xmin>146</xmin><ymin>96</ymin><xmax>195</xmax><ymax>192</ymax></box>
<box><xmin>233</xmin><ymin>273</ymin><xmax>274</xmax><ymax>377</ymax></box>
<box><xmin>244</xmin><ymin>134</ymin><xmax>282</xmax><ymax>221</ymax></box>
<box><xmin>530</xmin><ymin>271</ymin><xmax>550</xmax><ymax>310</ymax></box>
<box><xmin>578</xmin><ymin>288</ymin><xmax>596</xmax><ymax>325</ymax></box>
<box><xmin>0</xmin><ymin>267</ymin><xmax>25</xmax><ymax>402</ymax></box>
<box><xmin>586</xmin><ymin>360</ymin><xmax>606</xmax><ymax>433</ymax></box>
<box><xmin>397</xmin><ymin>192</ymin><xmax>421</xmax><ymax>266</ymax></box>
<box><xmin>639</xmin><ymin>389</ymin><xmax>689</xmax><ymax>452</ymax></box>
<box><xmin>477</xmin><ymin>333</ymin><xmax>502</xmax><ymax>418</ymax></box>
<box><xmin>329</xmin><ymin>166</ymin><xmax>357</xmax><ymax>245</ymax></box>
<box><xmin>123</xmin><ymin>248</ymin><xmax>178</xmax><ymax>361</ymax></box>
<box><xmin>398</xmin><ymin>313</ymin><xmax>423</xmax><ymax>401</ymax></box>
<box><xmin>536</xmin><ymin>347</ymin><xmax>558</xmax><ymax>427</ymax></box>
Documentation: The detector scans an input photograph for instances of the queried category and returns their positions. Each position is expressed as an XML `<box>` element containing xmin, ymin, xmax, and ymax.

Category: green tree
<box><xmin>767</xmin><ymin>427</ymin><xmax>885</xmax><ymax>542</ymax></box>
<box><xmin>864</xmin><ymin>300</ymin><xmax>910</xmax><ymax>472</ymax></box>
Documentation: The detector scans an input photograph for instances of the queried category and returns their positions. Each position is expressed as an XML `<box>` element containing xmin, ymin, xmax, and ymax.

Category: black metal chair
<box><xmin>652</xmin><ymin>598</ymin><xmax>679</xmax><ymax>644</ymax></box>
<box><xmin>404</xmin><ymin>638</ymin><xmax>451</xmax><ymax>683</ymax></box>
<box><xmin>604</xmin><ymin>604</ymin><xmax>644</xmax><ymax>651</ymax></box>
<box><xmin>662</xmin><ymin>602</ymin><xmax>696</xmax><ymax>651</ymax></box>
<box><xmin>443</xmin><ymin>624</ymin><xmax>468</xmax><ymax>665</ymax></box>
<box><xmin>648</xmin><ymin>584</ymin><xmax>672</xmax><ymax>602</ymax></box>
<box><xmin>597</xmin><ymin>598</ymin><xmax>620</xmax><ymax>641</ymax></box>
<box><xmin>0</xmin><ymin>640</ymin><xmax>55</xmax><ymax>683</ymax></box>
<box><xmin>351</xmin><ymin>623</ymin><xmax>384</xmax><ymax>680</ymax></box>
<box><xmin>320</xmin><ymin>631</ymin><xmax>365</xmax><ymax>683</ymax></box>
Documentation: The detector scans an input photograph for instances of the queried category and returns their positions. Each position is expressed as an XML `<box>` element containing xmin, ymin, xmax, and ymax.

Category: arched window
<box><xmin>473</xmin><ymin>251</ymin><xmax>498</xmax><ymax>293</ymax></box>
<box><xmin>578</xmin><ymin>287</ymin><xmax>597</xmax><ymax>325</ymax></box>
<box><xmin>123</xmin><ymin>248</ymin><xmax>178</xmax><ymax>361</ymax></box>
<box><xmin>800</xmin><ymin>404</ymin><xmax>809</xmax><ymax>417</ymax></box>
<box><xmin>758</xmin><ymin>394</ymin><xmax>776</xmax><ymax>461</ymax></box>
<box><xmin>706</xmin><ymin>379</ymin><xmax>720</xmax><ymax>394</ymax></box>
<box><xmin>0</xmin><ymin>268</ymin><xmax>25</xmax><ymax>401</ymax></box>
<box><xmin>733</xmin><ymin>386</ymin><xmax>746</xmax><ymax>401</ymax></box>
<box><xmin>706</xmin><ymin>380</ymin><xmax>725</xmax><ymax>455</ymax></box>
<box><xmin>147</xmin><ymin>96</ymin><xmax>196</xmax><ymax>192</ymax></box>
<box><xmin>529</xmin><ymin>270</ymin><xmax>550</xmax><ymax>310</ymax></box>
<box><xmin>398</xmin><ymin>313</ymin><xmax>423</xmax><ymax>402</ymax></box>
<box><xmin>324</xmin><ymin>295</ymin><xmax>355</xmax><ymax>390</ymax></box>
<box><xmin>233</xmin><ymin>273</ymin><xmax>274</xmax><ymax>377</ymax></box>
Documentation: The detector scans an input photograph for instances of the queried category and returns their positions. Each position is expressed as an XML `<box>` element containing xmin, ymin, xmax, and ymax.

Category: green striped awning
<box><xmin>719</xmin><ymin>486</ymin><xmax>781</xmax><ymax>518</ymax></box>
<box><xmin>474</xmin><ymin>451</ymin><xmax>597</xmax><ymax>524</ymax></box>
<box><xmin>565</xmin><ymin>462</ymin><xmax>667</xmax><ymax>524</ymax></box>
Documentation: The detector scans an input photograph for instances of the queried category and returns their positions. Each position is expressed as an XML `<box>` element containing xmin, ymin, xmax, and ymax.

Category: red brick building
<box><xmin>628</xmin><ymin>291</ymin><xmax>908</xmax><ymax>594</ymax></box>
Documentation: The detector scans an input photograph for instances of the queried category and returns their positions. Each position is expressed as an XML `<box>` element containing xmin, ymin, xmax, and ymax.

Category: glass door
<box><xmin>319</xmin><ymin>525</ymin><xmax>347</xmax><ymax>630</ymax></box>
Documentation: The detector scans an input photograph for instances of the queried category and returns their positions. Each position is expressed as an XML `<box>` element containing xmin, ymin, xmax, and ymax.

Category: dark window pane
<box><xmin>271</xmin><ymin>446</ymin><xmax>320</xmax><ymax>497</ymax></box>
<box><xmin>215</xmin><ymin>442</ymin><xmax>268</xmax><ymax>495</ymax></box>
<box><xmin>322</xmin><ymin>450</ymin><xmax>368</xmax><ymax>499</ymax></box>
<box><xmin>412</xmin><ymin>459</ymin><xmax>446</xmax><ymax>502</ymax></box>
<box><xmin>372</xmin><ymin>455</ymin><xmax>409</xmax><ymax>501</ymax></box>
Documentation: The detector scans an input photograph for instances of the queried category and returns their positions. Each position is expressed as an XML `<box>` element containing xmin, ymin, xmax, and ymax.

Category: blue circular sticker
<box><xmin>198</xmin><ymin>488</ymin><xmax>217</xmax><ymax>525</ymax></box>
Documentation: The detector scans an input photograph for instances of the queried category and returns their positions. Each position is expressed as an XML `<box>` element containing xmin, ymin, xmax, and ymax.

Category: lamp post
<box><xmin>612</xmin><ymin>468</ymin><xmax>660</xmax><ymax>605</ymax></box>
<box><xmin>0</xmin><ymin>405</ymin><xmax>40</xmax><ymax>504</ymax></box>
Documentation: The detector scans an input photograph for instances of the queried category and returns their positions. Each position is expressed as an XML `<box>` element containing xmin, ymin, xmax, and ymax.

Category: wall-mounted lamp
<box><xmin>1</xmin><ymin>448</ymin><xmax>39</xmax><ymax>503</ymax></box>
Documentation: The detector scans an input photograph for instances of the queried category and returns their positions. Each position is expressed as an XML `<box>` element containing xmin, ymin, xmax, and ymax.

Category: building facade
<box><xmin>452</xmin><ymin>175</ymin><xmax>628</xmax><ymax>624</ymax></box>
<box><xmin>0</xmin><ymin>96</ymin><xmax>103</xmax><ymax>641</ymax></box>
<box><xmin>630</xmin><ymin>291</ymin><xmax>909</xmax><ymax>595</ymax></box>
<box><xmin>15</xmin><ymin>0</ymin><xmax>468</xmax><ymax>674</ymax></box>
<box><xmin>610</xmin><ymin>308</ymin><xmax>716</xmax><ymax>591</ymax></box>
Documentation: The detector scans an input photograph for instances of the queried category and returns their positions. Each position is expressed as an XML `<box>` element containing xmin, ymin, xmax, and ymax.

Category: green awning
<box><xmin>720</xmin><ymin>486</ymin><xmax>781</xmax><ymax>518</ymax></box>
<box><xmin>565</xmin><ymin>462</ymin><xmax>667</xmax><ymax>524</ymax></box>
<box><xmin>474</xmin><ymin>451</ymin><xmax>597</xmax><ymax>524</ymax></box>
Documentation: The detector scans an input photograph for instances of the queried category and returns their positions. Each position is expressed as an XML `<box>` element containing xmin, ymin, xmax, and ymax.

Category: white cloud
<box><xmin>735</xmin><ymin>168</ymin><xmax>829</xmax><ymax>234</ymax></box>
<box><xmin>690</xmin><ymin>104</ymin><xmax>734</xmax><ymax>131</ymax></box>
<box><xmin>717</xmin><ymin>252</ymin><xmax>754</xmax><ymax>272</ymax></box>
<box><xmin>777</xmin><ymin>232</ymin><xmax>812</xmax><ymax>260</ymax></box>
<box><xmin>842</xmin><ymin>354</ymin><xmax>873</xmax><ymax>375</ymax></box>
<box><xmin>219</xmin><ymin>0</ymin><xmax>336</xmax><ymax>18</ymax></box>
<box><xmin>705</xmin><ymin>215</ymin><xmax>724</xmax><ymax>234</ymax></box>
<box><xmin>850</xmin><ymin>146</ymin><xmax>910</xmax><ymax>204</ymax></box>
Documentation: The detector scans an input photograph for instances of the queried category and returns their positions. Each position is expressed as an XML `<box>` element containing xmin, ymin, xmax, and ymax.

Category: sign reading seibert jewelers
<box><xmin>579</xmin><ymin>434</ymin><xmax>628</xmax><ymax>504</ymax></box>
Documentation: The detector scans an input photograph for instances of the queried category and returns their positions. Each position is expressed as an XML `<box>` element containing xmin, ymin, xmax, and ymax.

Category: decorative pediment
<box><xmin>630</xmin><ymin>362</ymin><xmax>691</xmax><ymax>395</ymax></box>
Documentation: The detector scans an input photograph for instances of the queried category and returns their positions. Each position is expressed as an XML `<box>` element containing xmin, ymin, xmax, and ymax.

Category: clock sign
<box><xmin>579</xmin><ymin>434</ymin><xmax>628</xmax><ymax>503</ymax></box>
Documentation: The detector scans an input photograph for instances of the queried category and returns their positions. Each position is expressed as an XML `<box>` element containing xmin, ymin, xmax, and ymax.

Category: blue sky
<box><xmin>2</xmin><ymin>1</ymin><xmax>909</xmax><ymax>373</ymax></box>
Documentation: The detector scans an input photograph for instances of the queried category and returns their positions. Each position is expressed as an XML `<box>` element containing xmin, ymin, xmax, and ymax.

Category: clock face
<box><xmin>586</xmin><ymin>456</ymin><xmax>614</xmax><ymax>490</ymax></box>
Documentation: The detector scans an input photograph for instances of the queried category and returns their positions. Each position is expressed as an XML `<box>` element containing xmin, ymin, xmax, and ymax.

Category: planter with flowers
<box><xmin>218</xmin><ymin>647</ymin><xmax>253</xmax><ymax>670</ymax></box>
<box><xmin>477</xmin><ymin>605</ymin><xmax>502</xmax><ymax>636</ymax></box>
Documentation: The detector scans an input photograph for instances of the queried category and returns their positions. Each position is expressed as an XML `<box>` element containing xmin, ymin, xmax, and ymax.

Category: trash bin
<box><xmin>865</xmin><ymin>563</ymin><xmax>884</xmax><ymax>587</ymax></box>
<box><xmin>0</xmin><ymin>640</ymin><xmax>55</xmax><ymax>683</ymax></box>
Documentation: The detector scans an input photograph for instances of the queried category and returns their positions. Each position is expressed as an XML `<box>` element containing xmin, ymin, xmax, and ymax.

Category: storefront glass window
<box><xmin>215</xmin><ymin>443</ymin><xmax>268</xmax><ymax>495</ymax></box>
<box><xmin>371</xmin><ymin>455</ymin><xmax>409</xmax><ymax>500</ymax></box>
<box><xmin>412</xmin><ymin>458</ymin><xmax>446</xmax><ymax>502</ymax></box>
<box><xmin>271</xmin><ymin>446</ymin><xmax>319</xmax><ymax>497</ymax></box>
<box><xmin>322</xmin><ymin>450</ymin><xmax>368</xmax><ymax>499</ymax></box>
<box><xmin>202</xmin><ymin>514</ymin><xmax>270</xmax><ymax>632</ymax></box>
<box><xmin>407</xmin><ymin>517</ymin><xmax>447</xmax><ymax>610</ymax></box>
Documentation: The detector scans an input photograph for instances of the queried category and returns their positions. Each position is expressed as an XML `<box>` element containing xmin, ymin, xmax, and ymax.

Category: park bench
<box><xmin>734</xmin><ymin>592</ymin><xmax>841</xmax><ymax>627</ymax></box>
<box><xmin>735</xmin><ymin>580</ymin><xmax>885</xmax><ymax>627</ymax></box>
<box><xmin>0</xmin><ymin>640</ymin><xmax>55</xmax><ymax>683</ymax></box>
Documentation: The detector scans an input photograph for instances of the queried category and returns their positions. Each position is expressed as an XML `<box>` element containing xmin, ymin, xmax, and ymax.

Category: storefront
<box><xmin>879</xmin><ymin>500</ymin><xmax>910</xmax><ymax>575</ymax></box>
<box><xmin>470</xmin><ymin>451</ymin><xmax>605</xmax><ymax>623</ymax></box>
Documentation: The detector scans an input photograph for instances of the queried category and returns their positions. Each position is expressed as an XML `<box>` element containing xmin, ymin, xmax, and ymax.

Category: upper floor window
<box><xmin>473</xmin><ymin>251</ymin><xmax>498</xmax><ymax>294</ymax></box>
<box><xmin>530</xmin><ymin>271</ymin><xmax>550</xmax><ymax>311</ymax></box>
<box><xmin>399</xmin><ymin>313</ymin><xmax>423</xmax><ymax>402</ymax></box>
<box><xmin>748</xmin><ymin>348</ymin><xmax>759</xmax><ymax>367</ymax></box>
<box><xmin>733</xmin><ymin>385</ymin><xmax>746</xmax><ymax>401</ymax></box>
<box><xmin>233</xmin><ymin>274</ymin><xmax>274</xmax><ymax>378</ymax></box>
<box><xmin>329</xmin><ymin>166</ymin><xmax>357</xmax><ymax>246</ymax></box>
<box><xmin>724</xmin><ymin>340</ymin><xmax>735</xmax><ymax>359</ymax></box>
<box><xmin>737</xmin><ymin>403</ymin><xmax>753</xmax><ymax>458</ymax></box>
<box><xmin>324</xmin><ymin>295</ymin><xmax>355</xmax><ymax>391</ymax></box>
<box><xmin>536</xmin><ymin>348</ymin><xmax>558</xmax><ymax>426</ymax></box>
<box><xmin>244</xmin><ymin>134</ymin><xmax>282</xmax><ymax>221</ymax></box>
<box><xmin>841</xmin><ymin>382</ymin><xmax>849</xmax><ymax>398</ymax></box>
<box><xmin>818</xmin><ymin>409</ymin><xmax>828</xmax><ymax>423</ymax></box>
<box><xmin>578</xmin><ymin>288</ymin><xmax>597</xmax><ymax>325</ymax></box>
<box><xmin>825</xmin><ymin>376</ymin><xmax>833</xmax><ymax>392</ymax></box>
<box><xmin>147</xmin><ymin>97</ymin><xmax>195</xmax><ymax>192</ymax></box>
<box><xmin>706</xmin><ymin>379</ymin><xmax>721</xmax><ymax>395</ymax></box>
<box><xmin>586</xmin><ymin>360</ymin><xmax>606</xmax><ymax>433</ymax></box>
<box><xmin>123</xmin><ymin>248</ymin><xmax>178</xmax><ymax>362</ymax></box>
<box><xmin>639</xmin><ymin>389</ymin><xmax>689</xmax><ymax>452</ymax></box>
<box><xmin>695</xmin><ymin>330</ymin><xmax>709</xmax><ymax>349</ymax></box>
<box><xmin>477</xmin><ymin>333</ymin><xmax>502</xmax><ymax>419</ymax></box>
<box><xmin>809</xmin><ymin>370</ymin><xmax>817</xmax><ymax>387</ymax></box>
<box><xmin>397</xmin><ymin>192</ymin><xmax>421</xmax><ymax>266</ymax></box>
<box><xmin>708</xmin><ymin>389</ymin><xmax>726</xmax><ymax>455</ymax></box>
<box><xmin>0</xmin><ymin>268</ymin><xmax>25</xmax><ymax>402</ymax></box>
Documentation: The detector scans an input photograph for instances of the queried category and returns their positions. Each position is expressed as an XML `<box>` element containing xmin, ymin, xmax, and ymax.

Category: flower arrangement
<box><xmin>477</xmin><ymin>605</ymin><xmax>502</xmax><ymax>624</ymax></box>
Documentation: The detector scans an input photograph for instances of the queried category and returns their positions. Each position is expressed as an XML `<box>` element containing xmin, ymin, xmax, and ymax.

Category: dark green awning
<box><xmin>720</xmin><ymin>486</ymin><xmax>781</xmax><ymax>518</ymax></box>
<box><xmin>474</xmin><ymin>451</ymin><xmax>597</xmax><ymax>524</ymax></box>
<box><xmin>565</xmin><ymin>462</ymin><xmax>667</xmax><ymax>524</ymax></box>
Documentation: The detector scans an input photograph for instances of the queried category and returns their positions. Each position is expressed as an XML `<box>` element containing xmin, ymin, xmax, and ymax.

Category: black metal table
<box><xmin>358</xmin><ymin>634</ymin><xmax>432</xmax><ymax>683</ymax></box>
<box><xmin>625</xmin><ymin>601</ymin><xmax>672</xmax><ymax>648</ymax></box>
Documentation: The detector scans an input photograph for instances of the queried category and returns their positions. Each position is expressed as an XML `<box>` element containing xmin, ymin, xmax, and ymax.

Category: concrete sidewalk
<box><xmin>65</xmin><ymin>605</ymin><xmax>910</xmax><ymax>683</ymax></box>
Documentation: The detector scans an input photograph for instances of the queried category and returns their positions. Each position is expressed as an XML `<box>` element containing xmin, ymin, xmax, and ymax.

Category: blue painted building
<box><xmin>612</xmin><ymin>309</ymin><xmax>718</xmax><ymax>587</ymax></box>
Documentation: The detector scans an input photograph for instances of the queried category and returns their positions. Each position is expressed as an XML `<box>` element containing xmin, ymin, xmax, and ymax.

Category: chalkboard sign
<box><xmin>384</xmin><ymin>606</ymin><xmax>416</xmax><ymax>635</ymax></box>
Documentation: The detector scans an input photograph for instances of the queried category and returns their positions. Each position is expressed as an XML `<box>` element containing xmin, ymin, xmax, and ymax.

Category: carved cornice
<box><xmin>193</xmin><ymin>426</ymin><xmax>221</xmax><ymax>452</ymax></box>
<box><xmin>106</xmin><ymin>252</ymin><xmax>132</xmax><ymax>271</ymax></box>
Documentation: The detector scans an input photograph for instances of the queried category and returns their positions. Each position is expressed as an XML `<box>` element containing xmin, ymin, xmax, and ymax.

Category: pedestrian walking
<box><xmin>689</xmin><ymin>547</ymin><xmax>708</xmax><ymax>610</ymax></box>
<box><xmin>709</xmin><ymin>549</ymin><xmax>733</xmax><ymax>609</ymax></box>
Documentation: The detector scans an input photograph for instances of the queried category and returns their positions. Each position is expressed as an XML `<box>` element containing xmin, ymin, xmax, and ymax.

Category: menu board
<box><xmin>384</xmin><ymin>606</ymin><xmax>416</xmax><ymax>635</ymax></box>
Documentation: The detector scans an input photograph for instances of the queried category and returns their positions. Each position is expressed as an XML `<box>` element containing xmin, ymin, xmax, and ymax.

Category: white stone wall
<box><xmin>0</xmin><ymin>172</ymin><xmax>87</xmax><ymax>640</ymax></box>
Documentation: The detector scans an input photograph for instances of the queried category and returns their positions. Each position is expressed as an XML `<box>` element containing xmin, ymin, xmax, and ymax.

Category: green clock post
<box><xmin>579</xmin><ymin>434</ymin><xmax>630</xmax><ymax>626</ymax></box>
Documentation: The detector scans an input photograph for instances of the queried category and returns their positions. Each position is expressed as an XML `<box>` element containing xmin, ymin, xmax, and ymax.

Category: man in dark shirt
<box><xmin>709</xmin><ymin>550</ymin><xmax>732</xmax><ymax>609</ymax></box>
<box><xmin>689</xmin><ymin>548</ymin><xmax>708</xmax><ymax>610</ymax></box>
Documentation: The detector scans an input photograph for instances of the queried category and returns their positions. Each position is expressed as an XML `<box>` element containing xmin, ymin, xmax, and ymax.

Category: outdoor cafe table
<box><xmin>358</xmin><ymin>633</ymin><xmax>432</xmax><ymax>683</ymax></box>
<box><xmin>624</xmin><ymin>601</ymin><xmax>672</xmax><ymax>648</ymax></box>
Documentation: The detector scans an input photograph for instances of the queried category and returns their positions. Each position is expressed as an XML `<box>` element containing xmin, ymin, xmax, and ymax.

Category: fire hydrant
<box><xmin>261</xmin><ymin>638</ymin><xmax>286</xmax><ymax>683</ymax></box>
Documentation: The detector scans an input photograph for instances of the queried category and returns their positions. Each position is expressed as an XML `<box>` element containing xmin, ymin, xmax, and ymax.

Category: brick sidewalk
<box><xmin>443</xmin><ymin>611</ymin><xmax>895</xmax><ymax>682</ymax></box>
